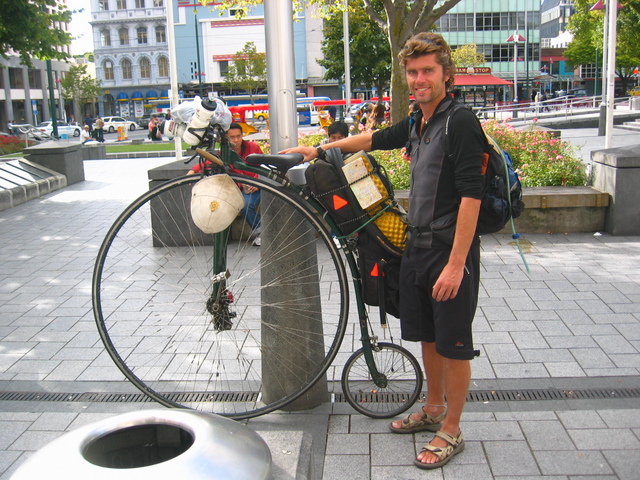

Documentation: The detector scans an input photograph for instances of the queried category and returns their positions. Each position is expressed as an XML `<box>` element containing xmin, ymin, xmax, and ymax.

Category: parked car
<box><xmin>627</xmin><ymin>86</ymin><xmax>640</xmax><ymax>96</ymax></box>
<box><xmin>137</xmin><ymin>113</ymin><xmax>166</xmax><ymax>129</ymax></box>
<box><xmin>37</xmin><ymin>121</ymin><xmax>82</xmax><ymax>137</ymax></box>
<box><xmin>102</xmin><ymin>116</ymin><xmax>137</xmax><ymax>133</ymax></box>
<box><xmin>567</xmin><ymin>88</ymin><xmax>588</xmax><ymax>97</ymax></box>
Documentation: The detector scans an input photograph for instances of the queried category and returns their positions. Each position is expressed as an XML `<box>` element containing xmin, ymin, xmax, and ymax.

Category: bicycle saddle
<box><xmin>244</xmin><ymin>153</ymin><xmax>304</xmax><ymax>173</ymax></box>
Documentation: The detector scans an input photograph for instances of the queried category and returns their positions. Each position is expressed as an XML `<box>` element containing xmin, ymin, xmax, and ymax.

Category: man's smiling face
<box><xmin>405</xmin><ymin>53</ymin><xmax>450</xmax><ymax>107</ymax></box>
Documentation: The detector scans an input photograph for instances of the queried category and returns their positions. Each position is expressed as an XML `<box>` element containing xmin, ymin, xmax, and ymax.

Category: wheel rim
<box><xmin>341</xmin><ymin>343</ymin><xmax>423</xmax><ymax>418</ymax></box>
<box><xmin>93</xmin><ymin>175</ymin><xmax>349</xmax><ymax>419</ymax></box>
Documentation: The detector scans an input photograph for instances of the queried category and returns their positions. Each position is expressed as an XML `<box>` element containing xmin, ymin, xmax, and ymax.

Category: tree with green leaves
<box><xmin>60</xmin><ymin>64</ymin><xmax>102</xmax><ymax>123</ymax></box>
<box><xmin>564</xmin><ymin>0</ymin><xmax>640</xmax><ymax>93</ymax></box>
<box><xmin>318</xmin><ymin>0</ymin><xmax>391</xmax><ymax>103</ymax></box>
<box><xmin>0</xmin><ymin>0</ymin><xmax>72</xmax><ymax>67</ymax></box>
<box><xmin>207</xmin><ymin>0</ymin><xmax>463</xmax><ymax>123</ymax></box>
<box><xmin>223</xmin><ymin>42</ymin><xmax>268</xmax><ymax>104</ymax></box>
<box><xmin>451</xmin><ymin>44</ymin><xmax>486</xmax><ymax>69</ymax></box>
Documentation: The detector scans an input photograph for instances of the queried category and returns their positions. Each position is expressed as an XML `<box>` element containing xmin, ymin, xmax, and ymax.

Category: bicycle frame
<box><xmin>194</xmin><ymin>125</ymin><xmax>388</xmax><ymax>388</ymax></box>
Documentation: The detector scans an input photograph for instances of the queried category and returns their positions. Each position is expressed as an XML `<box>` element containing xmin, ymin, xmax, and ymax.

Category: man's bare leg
<box><xmin>416</xmin><ymin>345</ymin><xmax>470</xmax><ymax>465</ymax></box>
<box><xmin>390</xmin><ymin>341</ymin><xmax>445</xmax><ymax>429</ymax></box>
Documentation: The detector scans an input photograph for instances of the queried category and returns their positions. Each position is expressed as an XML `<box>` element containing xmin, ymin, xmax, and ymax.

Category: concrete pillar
<box><xmin>592</xmin><ymin>144</ymin><xmax>640</xmax><ymax>235</ymax></box>
<box><xmin>24</xmin><ymin>141</ymin><xmax>84</xmax><ymax>185</ymax></box>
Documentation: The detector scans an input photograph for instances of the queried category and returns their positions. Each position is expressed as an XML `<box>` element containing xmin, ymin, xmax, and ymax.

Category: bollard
<box><xmin>11</xmin><ymin>409</ymin><xmax>272</xmax><ymax>480</ymax></box>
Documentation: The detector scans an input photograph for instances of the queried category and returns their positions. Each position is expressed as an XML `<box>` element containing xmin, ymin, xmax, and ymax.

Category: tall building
<box><xmin>540</xmin><ymin>0</ymin><xmax>582</xmax><ymax>95</ymax></box>
<box><xmin>171</xmin><ymin>2</ymin><xmax>328</xmax><ymax>100</ymax></box>
<box><xmin>1</xmin><ymin>0</ymin><xmax>72</xmax><ymax>130</ymax></box>
<box><xmin>435</xmin><ymin>0</ymin><xmax>542</xmax><ymax>104</ymax></box>
<box><xmin>91</xmin><ymin>0</ymin><xmax>171</xmax><ymax>119</ymax></box>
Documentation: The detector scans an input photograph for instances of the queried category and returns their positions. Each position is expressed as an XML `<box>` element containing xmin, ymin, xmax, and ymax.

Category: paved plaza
<box><xmin>0</xmin><ymin>127</ymin><xmax>639</xmax><ymax>479</ymax></box>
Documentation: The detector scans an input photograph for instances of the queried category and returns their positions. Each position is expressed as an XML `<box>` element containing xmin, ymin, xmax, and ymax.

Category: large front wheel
<box><xmin>92</xmin><ymin>174</ymin><xmax>350</xmax><ymax>419</ymax></box>
<box><xmin>341</xmin><ymin>342</ymin><xmax>423</xmax><ymax>419</ymax></box>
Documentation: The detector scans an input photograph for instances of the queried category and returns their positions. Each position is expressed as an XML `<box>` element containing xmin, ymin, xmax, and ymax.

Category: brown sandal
<box><xmin>388</xmin><ymin>407</ymin><xmax>445</xmax><ymax>434</ymax></box>
<box><xmin>414</xmin><ymin>430</ymin><xmax>465</xmax><ymax>469</ymax></box>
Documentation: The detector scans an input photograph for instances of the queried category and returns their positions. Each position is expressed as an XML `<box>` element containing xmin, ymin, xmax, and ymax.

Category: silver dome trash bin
<box><xmin>11</xmin><ymin>409</ymin><xmax>272</xmax><ymax>480</ymax></box>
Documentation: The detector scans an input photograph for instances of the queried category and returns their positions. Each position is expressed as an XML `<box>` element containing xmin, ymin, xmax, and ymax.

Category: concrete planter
<box><xmin>395</xmin><ymin>186</ymin><xmax>610</xmax><ymax>234</ymax></box>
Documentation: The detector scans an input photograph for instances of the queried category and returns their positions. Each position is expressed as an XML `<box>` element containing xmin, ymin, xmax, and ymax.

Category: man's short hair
<box><xmin>228</xmin><ymin>122</ymin><xmax>243</xmax><ymax>133</ymax></box>
<box><xmin>398</xmin><ymin>32</ymin><xmax>455</xmax><ymax>91</ymax></box>
<box><xmin>327</xmin><ymin>121</ymin><xmax>348</xmax><ymax>138</ymax></box>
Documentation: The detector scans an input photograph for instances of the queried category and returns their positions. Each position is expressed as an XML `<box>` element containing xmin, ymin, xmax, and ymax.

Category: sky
<box><xmin>67</xmin><ymin>0</ymin><xmax>94</xmax><ymax>55</ymax></box>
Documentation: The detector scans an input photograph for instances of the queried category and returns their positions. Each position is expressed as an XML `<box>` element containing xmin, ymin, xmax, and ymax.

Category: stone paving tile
<box><xmin>602</xmin><ymin>449</ymin><xmax>640</xmax><ymax>480</ymax></box>
<box><xmin>511</xmin><ymin>330</ymin><xmax>550</xmax><ymax>349</ymax></box>
<box><xmin>568</xmin><ymin>428</ymin><xmax>640</xmax><ymax>450</ymax></box>
<box><xmin>325</xmin><ymin>433</ymin><xmax>369</xmax><ymax>455</ymax></box>
<box><xmin>492</xmin><ymin>363</ymin><xmax>549</xmax><ymax>378</ymax></box>
<box><xmin>593</xmin><ymin>335</ymin><xmax>637</xmax><ymax>354</ymax></box>
<box><xmin>571</xmin><ymin>348</ymin><xmax>614</xmax><ymax>369</ymax></box>
<box><xmin>372</xmin><ymin>465</ymin><xmax>444</xmax><ymax>479</ymax></box>
<box><xmin>557</xmin><ymin>410</ymin><xmax>607</xmax><ymax>429</ymax></box>
<box><xmin>371</xmin><ymin>434</ymin><xmax>415</xmax><ymax>466</ymax></box>
<box><xmin>535</xmin><ymin>450</ymin><xmax>613</xmax><ymax>476</ymax></box>
<box><xmin>598</xmin><ymin>409</ymin><xmax>640</xmax><ymax>429</ymax></box>
<box><xmin>6</xmin><ymin>430</ymin><xmax>61</xmax><ymax>452</ymax></box>
<box><xmin>322</xmin><ymin>454</ymin><xmax>370</xmax><ymax>480</ymax></box>
<box><xmin>453</xmin><ymin>421</ymin><xmax>524</xmax><ymax>442</ymax></box>
<box><xmin>483</xmin><ymin>440</ymin><xmax>540</xmax><ymax>476</ymax></box>
<box><xmin>544</xmin><ymin>362</ymin><xmax>586</xmax><ymax>377</ymax></box>
<box><xmin>482</xmin><ymin>344</ymin><xmax>524</xmax><ymax>364</ymax></box>
<box><xmin>520</xmin><ymin>420</ymin><xmax>575</xmax><ymax>450</ymax></box>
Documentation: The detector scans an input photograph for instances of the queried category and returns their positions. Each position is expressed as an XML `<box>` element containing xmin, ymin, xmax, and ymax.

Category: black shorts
<box><xmin>399</xmin><ymin>244</ymin><xmax>480</xmax><ymax>360</ymax></box>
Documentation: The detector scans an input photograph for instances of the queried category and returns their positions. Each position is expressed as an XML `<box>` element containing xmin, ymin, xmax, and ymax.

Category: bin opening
<box><xmin>83</xmin><ymin>423</ymin><xmax>195</xmax><ymax>469</ymax></box>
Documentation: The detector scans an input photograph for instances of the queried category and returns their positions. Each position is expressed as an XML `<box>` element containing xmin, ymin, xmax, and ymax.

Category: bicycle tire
<box><xmin>341</xmin><ymin>342</ymin><xmax>423</xmax><ymax>419</ymax></box>
<box><xmin>92</xmin><ymin>174</ymin><xmax>349</xmax><ymax>419</ymax></box>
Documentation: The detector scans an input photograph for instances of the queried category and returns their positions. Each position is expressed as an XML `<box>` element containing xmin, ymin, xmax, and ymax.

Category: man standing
<box><xmin>188</xmin><ymin>122</ymin><xmax>264</xmax><ymax>246</ymax></box>
<box><xmin>281</xmin><ymin>32</ymin><xmax>485</xmax><ymax>469</ymax></box>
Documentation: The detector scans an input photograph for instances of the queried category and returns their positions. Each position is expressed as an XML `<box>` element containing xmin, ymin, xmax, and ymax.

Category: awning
<box><xmin>454</xmin><ymin>75</ymin><xmax>513</xmax><ymax>86</ymax></box>
<box><xmin>146</xmin><ymin>90</ymin><xmax>158</xmax><ymax>100</ymax></box>
<box><xmin>160</xmin><ymin>89</ymin><xmax>169</xmax><ymax>99</ymax></box>
<box><xmin>131</xmin><ymin>91</ymin><xmax>144</xmax><ymax>101</ymax></box>
<box><xmin>116</xmin><ymin>92</ymin><xmax>129</xmax><ymax>102</ymax></box>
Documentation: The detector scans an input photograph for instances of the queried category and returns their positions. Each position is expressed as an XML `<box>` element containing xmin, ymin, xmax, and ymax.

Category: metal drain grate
<box><xmin>1</xmin><ymin>387</ymin><xmax>638</xmax><ymax>404</ymax></box>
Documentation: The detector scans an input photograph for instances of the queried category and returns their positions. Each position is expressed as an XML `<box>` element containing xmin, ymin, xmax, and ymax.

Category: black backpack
<box><xmin>444</xmin><ymin>104</ymin><xmax>525</xmax><ymax>235</ymax></box>
<box><xmin>304</xmin><ymin>148</ymin><xmax>407</xmax><ymax>321</ymax></box>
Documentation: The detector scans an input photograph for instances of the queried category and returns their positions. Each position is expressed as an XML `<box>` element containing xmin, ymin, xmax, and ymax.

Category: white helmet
<box><xmin>190</xmin><ymin>175</ymin><xmax>244</xmax><ymax>234</ymax></box>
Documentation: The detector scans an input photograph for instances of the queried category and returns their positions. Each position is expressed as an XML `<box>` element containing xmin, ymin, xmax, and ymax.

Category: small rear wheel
<box><xmin>341</xmin><ymin>342</ymin><xmax>422</xmax><ymax>419</ymax></box>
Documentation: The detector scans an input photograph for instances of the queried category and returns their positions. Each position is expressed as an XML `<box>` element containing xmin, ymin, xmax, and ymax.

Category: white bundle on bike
<box><xmin>173</xmin><ymin>96</ymin><xmax>233</xmax><ymax>145</ymax></box>
<box><xmin>191</xmin><ymin>174</ymin><xmax>244</xmax><ymax>234</ymax></box>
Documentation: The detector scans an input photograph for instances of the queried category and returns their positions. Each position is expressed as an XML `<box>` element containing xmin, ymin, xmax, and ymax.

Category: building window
<box><xmin>99</xmin><ymin>0</ymin><xmax>109</xmax><ymax>11</ymax></box>
<box><xmin>9</xmin><ymin>68</ymin><xmax>24</xmax><ymax>88</ymax></box>
<box><xmin>117</xmin><ymin>0</ymin><xmax>126</xmax><ymax>8</ymax></box>
<box><xmin>119</xmin><ymin>27</ymin><xmax>129</xmax><ymax>46</ymax></box>
<box><xmin>139</xmin><ymin>58</ymin><xmax>151</xmax><ymax>78</ymax></box>
<box><xmin>219</xmin><ymin>61</ymin><xmax>229</xmax><ymax>77</ymax></box>
<box><xmin>158</xmin><ymin>56</ymin><xmax>169</xmax><ymax>77</ymax></box>
<box><xmin>28</xmin><ymin>69</ymin><xmax>42</xmax><ymax>89</ymax></box>
<box><xmin>153</xmin><ymin>0</ymin><xmax>164</xmax><ymax>6</ymax></box>
<box><xmin>137</xmin><ymin>26</ymin><xmax>147</xmax><ymax>44</ymax></box>
<box><xmin>101</xmin><ymin>29</ymin><xmax>111</xmax><ymax>47</ymax></box>
<box><xmin>122</xmin><ymin>59</ymin><xmax>133</xmax><ymax>80</ymax></box>
<box><xmin>104</xmin><ymin>60</ymin><xmax>115</xmax><ymax>80</ymax></box>
<box><xmin>135</xmin><ymin>0</ymin><xmax>144</xmax><ymax>8</ymax></box>
<box><xmin>155</xmin><ymin>25</ymin><xmax>166</xmax><ymax>43</ymax></box>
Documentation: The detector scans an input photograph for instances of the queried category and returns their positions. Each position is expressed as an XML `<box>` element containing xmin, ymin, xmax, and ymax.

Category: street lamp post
<box><xmin>506</xmin><ymin>31</ymin><xmax>526</xmax><ymax>118</ymax></box>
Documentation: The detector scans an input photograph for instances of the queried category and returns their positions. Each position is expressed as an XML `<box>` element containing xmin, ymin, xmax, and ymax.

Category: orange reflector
<box><xmin>332</xmin><ymin>195</ymin><xmax>348</xmax><ymax>210</ymax></box>
<box><xmin>370</xmin><ymin>263</ymin><xmax>380</xmax><ymax>277</ymax></box>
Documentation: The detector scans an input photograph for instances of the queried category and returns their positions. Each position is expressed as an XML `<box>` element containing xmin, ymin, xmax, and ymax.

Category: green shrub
<box><xmin>482</xmin><ymin>120</ymin><xmax>587</xmax><ymax>187</ymax></box>
<box><xmin>261</xmin><ymin>120</ymin><xmax>587</xmax><ymax>190</ymax></box>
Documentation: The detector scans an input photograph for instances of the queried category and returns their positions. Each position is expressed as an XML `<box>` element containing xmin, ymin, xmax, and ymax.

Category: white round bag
<box><xmin>190</xmin><ymin>174</ymin><xmax>245</xmax><ymax>234</ymax></box>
